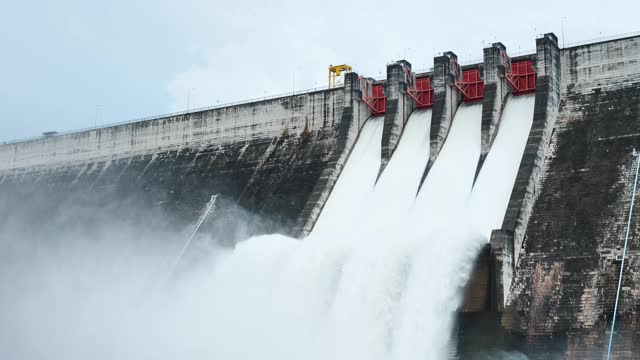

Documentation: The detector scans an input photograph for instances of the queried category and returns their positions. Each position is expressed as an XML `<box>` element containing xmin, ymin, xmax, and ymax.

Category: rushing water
<box><xmin>0</xmin><ymin>96</ymin><xmax>535</xmax><ymax>359</ymax></box>
<box><xmin>311</xmin><ymin>116</ymin><xmax>384</xmax><ymax>238</ymax></box>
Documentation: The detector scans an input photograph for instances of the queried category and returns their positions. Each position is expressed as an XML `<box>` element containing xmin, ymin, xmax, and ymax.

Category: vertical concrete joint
<box><xmin>380</xmin><ymin>60</ymin><xmax>416</xmax><ymax>176</ymax></box>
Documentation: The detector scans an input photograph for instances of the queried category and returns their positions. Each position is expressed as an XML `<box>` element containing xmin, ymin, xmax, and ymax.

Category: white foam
<box><xmin>2</xmin><ymin>96</ymin><xmax>537</xmax><ymax>359</ymax></box>
<box><xmin>311</xmin><ymin>116</ymin><xmax>384</xmax><ymax>238</ymax></box>
<box><xmin>470</xmin><ymin>94</ymin><xmax>536</xmax><ymax>238</ymax></box>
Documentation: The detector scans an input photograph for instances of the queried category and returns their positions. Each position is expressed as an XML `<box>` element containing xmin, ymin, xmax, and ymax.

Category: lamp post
<box><xmin>187</xmin><ymin>88</ymin><xmax>195</xmax><ymax>112</ymax></box>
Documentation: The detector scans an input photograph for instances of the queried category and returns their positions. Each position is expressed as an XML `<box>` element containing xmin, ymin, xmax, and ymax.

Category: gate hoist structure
<box><xmin>328</xmin><ymin>64</ymin><xmax>352</xmax><ymax>88</ymax></box>
<box><xmin>501</xmin><ymin>50</ymin><xmax>537</xmax><ymax>95</ymax></box>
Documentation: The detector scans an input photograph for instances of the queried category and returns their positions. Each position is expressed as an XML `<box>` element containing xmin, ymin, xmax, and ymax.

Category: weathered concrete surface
<box><xmin>0</xmin><ymin>88</ymin><xmax>347</xmax><ymax>242</ymax></box>
<box><xmin>502</xmin><ymin>33</ymin><xmax>562</xmax><ymax>264</ymax></box>
<box><xmin>490</xmin><ymin>229</ymin><xmax>515</xmax><ymax>313</ymax></box>
<box><xmin>461</xmin><ymin>244</ymin><xmax>492</xmax><ymax>313</ymax></box>
<box><xmin>380</xmin><ymin>60</ymin><xmax>416</xmax><ymax>175</ymax></box>
<box><xmin>294</xmin><ymin>72</ymin><xmax>372</xmax><ymax>237</ymax></box>
<box><xmin>431</xmin><ymin>51</ymin><xmax>462</xmax><ymax>160</ymax></box>
<box><xmin>421</xmin><ymin>52</ymin><xmax>462</xmax><ymax>182</ymax></box>
<box><xmin>476</xmin><ymin>42</ymin><xmax>511</xmax><ymax>179</ymax></box>
<box><xmin>4</xmin><ymin>31</ymin><xmax>640</xmax><ymax>358</ymax></box>
<box><xmin>505</xmin><ymin>35</ymin><xmax>640</xmax><ymax>358</ymax></box>
<box><xmin>0</xmin><ymin>89</ymin><xmax>343</xmax><ymax>175</ymax></box>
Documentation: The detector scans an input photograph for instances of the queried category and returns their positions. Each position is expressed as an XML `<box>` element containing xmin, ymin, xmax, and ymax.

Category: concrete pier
<box><xmin>294</xmin><ymin>72</ymin><xmax>373</xmax><ymax>237</ymax></box>
<box><xmin>501</xmin><ymin>33</ymin><xmax>561</xmax><ymax>263</ymax></box>
<box><xmin>379</xmin><ymin>60</ymin><xmax>415</xmax><ymax>175</ymax></box>
<box><xmin>419</xmin><ymin>51</ymin><xmax>462</xmax><ymax>186</ymax></box>
<box><xmin>476</xmin><ymin>42</ymin><xmax>511</xmax><ymax>179</ymax></box>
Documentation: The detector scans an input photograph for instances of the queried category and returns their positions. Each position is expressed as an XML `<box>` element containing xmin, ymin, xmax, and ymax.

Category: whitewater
<box><xmin>0</xmin><ymin>95</ymin><xmax>535</xmax><ymax>359</ymax></box>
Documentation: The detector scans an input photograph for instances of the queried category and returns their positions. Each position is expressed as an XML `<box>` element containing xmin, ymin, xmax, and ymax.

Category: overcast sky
<box><xmin>0</xmin><ymin>0</ymin><xmax>638</xmax><ymax>142</ymax></box>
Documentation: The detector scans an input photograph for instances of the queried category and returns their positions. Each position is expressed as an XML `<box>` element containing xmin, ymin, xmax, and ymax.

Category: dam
<box><xmin>1</xmin><ymin>32</ymin><xmax>640</xmax><ymax>359</ymax></box>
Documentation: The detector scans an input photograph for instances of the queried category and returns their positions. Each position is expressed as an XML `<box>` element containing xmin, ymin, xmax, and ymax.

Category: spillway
<box><xmin>470</xmin><ymin>94</ymin><xmax>536</xmax><ymax>237</ymax></box>
<box><xmin>195</xmin><ymin>109</ymin><xmax>436</xmax><ymax>360</ymax></box>
<box><xmin>353</xmin><ymin>109</ymin><xmax>432</xmax><ymax>237</ymax></box>
<box><xmin>383</xmin><ymin>96</ymin><xmax>536</xmax><ymax>358</ymax></box>
<box><xmin>412</xmin><ymin>103</ymin><xmax>482</xmax><ymax>232</ymax></box>
<box><xmin>388</xmin><ymin>103</ymin><xmax>483</xmax><ymax>359</ymax></box>
<box><xmin>311</xmin><ymin>116</ymin><xmax>384</xmax><ymax>238</ymax></box>
<box><xmin>0</xmin><ymin>98</ymin><xmax>534</xmax><ymax>359</ymax></box>
<box><xmin>310</xmin><ymin>109</ymin><xmax>433</xmax><ymax>359</ymax></box>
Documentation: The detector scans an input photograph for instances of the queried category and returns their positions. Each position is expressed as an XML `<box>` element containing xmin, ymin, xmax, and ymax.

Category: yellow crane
<box><xmin>328</xmin><ymin>64</ymin><xmax>352</xmax><ymax>88</ymax></box>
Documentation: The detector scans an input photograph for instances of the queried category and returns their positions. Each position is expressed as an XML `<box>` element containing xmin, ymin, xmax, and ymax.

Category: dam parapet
<box><xmin>0</xmin><ymin>88</ymin><xmax>344</xmax><ymax>175</ymax></box>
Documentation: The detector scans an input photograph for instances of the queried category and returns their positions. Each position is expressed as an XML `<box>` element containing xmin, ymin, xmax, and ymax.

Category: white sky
<box><xmin>1</xmin><ymin>0</ymin><xmax>638</xmax><ymax>141</ymax></box>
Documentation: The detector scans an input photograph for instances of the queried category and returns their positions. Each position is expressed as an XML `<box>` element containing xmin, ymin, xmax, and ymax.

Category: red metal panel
<box><xmin>412</xmin><ymin>77</ymin><xmax>434</xmax><ymax>108</ymax></box>
<box><xmin>459</xmin><ymin>69</ymin><xmax>484</xmax><ymax>102</ymax></box>
<box><xmin>371</xmin><ymin>84</ymin><xmax>386</xmax><ymax>115</ymax></box>
<box><xmin>510</xmin><ymin>60</ymin><xmax>537</xmax><ymax>95</ymax></box>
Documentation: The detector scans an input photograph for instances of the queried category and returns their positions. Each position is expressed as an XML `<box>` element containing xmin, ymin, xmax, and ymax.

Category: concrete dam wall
<box><xmin>2</xmin><ymin>32</ymin><xmax>640</xmax><ymax>358</ymax></box>
<box><xmin>504</xmin><ymin>34</ymin><xmax>640</xmax><ymax>358</ymax></box>
<box><xmin>0</xmin><ymin>86</ymin><xmax>371</xmax><ymax>243</ymax></box>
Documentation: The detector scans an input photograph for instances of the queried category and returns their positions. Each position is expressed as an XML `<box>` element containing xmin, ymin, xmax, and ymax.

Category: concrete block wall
<box><xmin>379</xmin><ymin>60</ymin><xmax>416</xmax><ymax>175</ymax></box>
<box><xmin>506</xmin><ymin>34</ymin><xmax>640</xmax><ymax>358</ymax></box>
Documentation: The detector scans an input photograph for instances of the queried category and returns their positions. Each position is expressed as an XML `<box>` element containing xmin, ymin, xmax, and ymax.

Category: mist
<box><xmin>0</xmin><ymin>190</ymin><xmax>271</xmax><ymax>359</ymax></box>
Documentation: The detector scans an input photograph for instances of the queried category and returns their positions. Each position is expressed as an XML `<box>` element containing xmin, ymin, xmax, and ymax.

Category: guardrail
<box><xmin>562</xmin><ymin>30</ymin><xmax>640</xmax><ymax>49</ymax></box>
<box><xmin>1</xmin><ymin>84</ymin><xmax>340</xmax><ymax>145</ymax></box>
